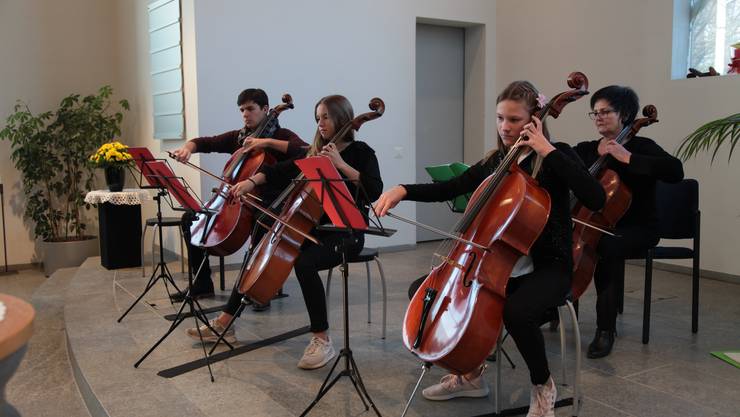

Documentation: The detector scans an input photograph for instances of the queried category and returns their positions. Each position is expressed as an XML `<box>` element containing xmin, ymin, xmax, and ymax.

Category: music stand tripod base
<box><xmin>299</xmin><ymin>233</ymin><xmax>381</xmax><ymax>417</ymax></box>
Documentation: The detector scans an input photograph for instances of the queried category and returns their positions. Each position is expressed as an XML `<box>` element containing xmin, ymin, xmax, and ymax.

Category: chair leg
<box><xmin>374</xmin><ymin>256</ymin><xmax>388</xmax><ymax>340</ymax></box>
<box><xmin>557</xmin><ymin>306</ymin><xmax>567</xmax><ymax>385</ymax></box>
<box><xmin>178</xmin><ymin>226</ymin><xmax>185</xmax><ymax>274</ymax></box>
<box><xmin>643</xmin><ymin>254</ymin><xmax>653</xmax><ymax>344</ymax></box>
<box><xmin>567</xmin><ymin>300</ymin><xmax>582</xmax><ymax>417</ymax></box>
<box><xmin>692</xmin><ymin>256</ymin><xmax>699</xmax><ymax>333</ymax></box>
<box><xmin>365</xmin><ymin>261</ymin><xmax>372</xmax><ymax>324</ymax></box>
<box><xmin>141</xmin><ymin>224</ymin><xmax>149</xmax><ymax>277</ymax></box>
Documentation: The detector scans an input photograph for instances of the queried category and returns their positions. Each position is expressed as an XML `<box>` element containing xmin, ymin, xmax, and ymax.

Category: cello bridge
<box><xmin>433</xmin><ymin>253</ymin><xmax>465</xmax><ymax>271</ymax></box>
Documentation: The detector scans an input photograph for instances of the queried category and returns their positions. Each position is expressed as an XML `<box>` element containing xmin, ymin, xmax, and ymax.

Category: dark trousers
<box><xmin>504</xmin><ymin>261</ymin><xmax>571</xmax><ymax>385</ymax></box>
<box><xmin>295</xmin><ymin>231</ymin><xmax>364</xmax><ymax>333</ymax></box>
<box><xmin>594</xmin><ymin>226</ymin><xmax>658</xmax><ymax>331</ymax></box>
<box><xmin>223</xmin><ymin>224</ymin><xmax>269</xmax><ymax>316</ymax></box>
<box><xmin>181</xmin><ymin>212</ymin><xmax>212</xmax><ymax>290</ymax></box>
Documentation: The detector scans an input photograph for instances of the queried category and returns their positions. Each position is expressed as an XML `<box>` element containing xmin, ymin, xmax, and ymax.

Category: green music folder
<box><xmin>425</xmin><ymin>162</ymin><xmax>471</xmax><ymax>212</ymax></box>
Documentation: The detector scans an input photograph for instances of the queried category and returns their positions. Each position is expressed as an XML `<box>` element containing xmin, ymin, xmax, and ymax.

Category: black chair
<box><xmin>628</xmin><ymin>179</ymin><xmax>700</xmax><ymax>344</ymax></box>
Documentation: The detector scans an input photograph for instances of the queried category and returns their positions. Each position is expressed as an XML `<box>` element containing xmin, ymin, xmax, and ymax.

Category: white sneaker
<box><xmin>298</xmin><ymin>336</ymin><xmax>336</xmax><ymax>370</ymax></box>
<box><xmin>422</xmin><ymin>373</ymin><xmax>489</xmax><ymax>401</ymax></box>
<box><xmin>185</xmin><ymin>319</ymin><xmax>236</xmax><ymax>344</ymax></box>
<box><xmin>526</xmin><ymin>376</ymin><xmax>557</xmax><ymax>417</ymax></box>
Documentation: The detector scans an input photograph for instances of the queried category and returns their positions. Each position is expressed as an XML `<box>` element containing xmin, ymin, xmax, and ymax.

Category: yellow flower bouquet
<box><xmin>90</xmin><ymin>141</ymin><xmax>134</xmax><ymax>191</ymax></box>
<box><xmin>89</xmin><ymin>141</ymin><xmax>134</xmax><ymax>168</ymax></box>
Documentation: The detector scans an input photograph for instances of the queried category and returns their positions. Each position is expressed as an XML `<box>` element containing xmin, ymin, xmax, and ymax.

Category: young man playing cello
<box><xmin>187</xmin><ymin>95</ymin><xmax>384</xmax><ymax>371</ymax></box>
<box><xmin>169</xmin><ymin>88</ymin><xmax>306</xmax><ymax>304</ymax></box>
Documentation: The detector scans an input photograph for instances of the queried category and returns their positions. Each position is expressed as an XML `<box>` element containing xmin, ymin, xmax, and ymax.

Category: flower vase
<box><xmin>104</xmin><ymin>166</ymin><xmax>125</xmax><ymax>192</ymax></box>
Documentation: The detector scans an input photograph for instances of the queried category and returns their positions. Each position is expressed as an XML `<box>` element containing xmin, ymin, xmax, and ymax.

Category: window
<box><xmin>688</xmin><ymin>0</ymin><xmax>740</xmax><ymax>74</ymax></box>
<box><xmin>148</xmin><ymin>0</ymin><xmax>185</xmax><ymax>140</ymax></box>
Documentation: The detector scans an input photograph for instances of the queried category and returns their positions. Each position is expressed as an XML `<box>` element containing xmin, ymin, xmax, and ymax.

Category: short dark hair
<box><xmin>590</xmin><ymin>85</ymin><xmax>639</xmax><ymax>125</ymax></box>
<box><xmin>237</xmin><ymin>88</ymin><xmax>269</xmax><ymax>108</ymax></box>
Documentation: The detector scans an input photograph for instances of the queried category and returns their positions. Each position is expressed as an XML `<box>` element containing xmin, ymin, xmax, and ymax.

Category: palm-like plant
<box><xmin>676</xmin><ymin>113</ymin><xmax>740</xmax><ymax>162</ymax></box>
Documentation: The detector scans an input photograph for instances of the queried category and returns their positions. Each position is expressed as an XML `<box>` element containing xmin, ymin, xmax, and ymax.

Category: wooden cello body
<box><xmin>189</xmin><ymin>94</ymin><xmax>294</xmax><ymax>256</ymax></box>
<box><xmin>570</xmin><ymin>105</ymin><xmax>658</xmax><ymax>299</ymax></box>
<box><xmin>403</xmin><ymin>166</ymin><xmax>550</xmax><ymax>373</ymax></box>
<box><xmin>402</xmin><ymin>73</ymin><xmax>589</xmax><ymax>375</ymax></box>
<box><xmin>238</xmin><ymin>98</ymin><xmax>386</xmax><ymax>304</ymax></box>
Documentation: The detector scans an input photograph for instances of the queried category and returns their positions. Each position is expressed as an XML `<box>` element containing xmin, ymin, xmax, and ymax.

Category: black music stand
<box><xmin>117</xmin><ymin>156</ymin><xmax>186</xmax><ymax>322</ymax></box>
<box><xmin>294</xmin><ymin>157</ymin><xmax>394</xmax><ymax>417</ymax></box>
<box><xmin>120</xmin><ymin>151</ymin><xmax>234</xmax><ymax>380</ymax></box>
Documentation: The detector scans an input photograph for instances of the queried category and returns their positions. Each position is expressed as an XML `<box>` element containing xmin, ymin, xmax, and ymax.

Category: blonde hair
<box><xmin>308</xmin><ymin>95</ymin><xmax>355</xmax><ymax>157</ymax></box>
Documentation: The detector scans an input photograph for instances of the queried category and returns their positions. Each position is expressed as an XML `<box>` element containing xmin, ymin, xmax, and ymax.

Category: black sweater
<box><xmin>260</xmin><ymin>140</ymin><xmax>383</xmax><ymax>222</ymax></box>
<box><xmin>573</xmin><ymin>136</ymin><xmax>684</xmax><ymax>231</ymax></box>
<box><xmin>403</xmin><ymin>143</ymin><xmax>606</xmax><ymax>269</ymax></box>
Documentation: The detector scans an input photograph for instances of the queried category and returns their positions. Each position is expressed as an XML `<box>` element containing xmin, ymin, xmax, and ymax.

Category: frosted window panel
<box><xmin>150</xmin><ymin>47</ymin><xmax>181</xmax><ymax>74</ymax></box>
<box><xmin>149</xmin><ymin>0</ymin><xmax>179</xmax><ymax>31</ymax></box>
<box><xmin>150</xmin><ymin>22</ymin><xmax>180</xmax><ymax>53</ymax></box>
<box><xmin>154</xmin><ymin>92</ymin><xmax>183</xmax><ymax>115</ymax></box>
<box><xmin>151</xmin><ymin>69</ymin><xmax>182</xmax><ymax>95</ymax></box>
<box><xmin>148</xmin><ymin>0</ymin><xmax>183</xmax><ymax>140</ymax></box>
<box><xmin>154</xmin><ymin>114</ymin><xmax>185</xmax><ymax>140</ymax></box>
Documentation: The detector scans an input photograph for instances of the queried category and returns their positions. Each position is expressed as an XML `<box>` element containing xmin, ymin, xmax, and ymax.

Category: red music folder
<box><xmin>294</xmin><ymin>156</ymin><xmax>367</xmax><ymax>230</ymax></box>
<box><xmin>128</xmin><ymin>147</ymin><xmax>159</xmax><ymax>185</ymax></box>
<box><xmin>145</xmin><ymin>161</ymin><xmax>201</xmax><ymax>211</ymax></box>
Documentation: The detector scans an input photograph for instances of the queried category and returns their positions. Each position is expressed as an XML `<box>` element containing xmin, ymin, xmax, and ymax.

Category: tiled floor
<box><xmin>2</xmin><ymin>242</ymin><xmax>740</xmax><ymax>417</ymax></box>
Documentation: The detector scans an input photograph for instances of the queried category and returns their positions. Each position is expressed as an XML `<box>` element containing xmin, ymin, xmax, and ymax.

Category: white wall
<box><xmin>495</xmin><ymin>0</ymin><xmax>740</xmax><ymax>275</ymax></box>
<box><xmin>191</xmin><ymin>0</ymin><xmax>498</xmax><ymax>258</ymax></box>
<box><xmin>0</xmin><ymin>0</ymin><xmax>124</xmax><ymax>265</ymax></box>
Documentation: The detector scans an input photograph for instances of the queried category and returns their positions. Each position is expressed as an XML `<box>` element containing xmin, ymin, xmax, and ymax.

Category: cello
<box><xmin>401</xmin><ymin>73</ymin><xmax>589</xmax><ymax>375</ymax></box>
<box><xmin>570</xmin><ymin>105</ymin><xmax>659</xmax><ymax>299</ymax></box>
<box><xmin>188</xmin><ymin>94</ymin><xmax>295</xmax><ymax>256</ymax></box>
<box><xmin>237</xmin><ymin>98</ymin><xmax>385</xmax><ymax>305</ymax></box>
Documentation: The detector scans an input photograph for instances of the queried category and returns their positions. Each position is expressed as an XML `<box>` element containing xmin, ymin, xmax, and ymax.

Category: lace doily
<box><xmin>85</xmin><ymin>189</ymin><xmax>151</xmax><ymax>205</ymax></box>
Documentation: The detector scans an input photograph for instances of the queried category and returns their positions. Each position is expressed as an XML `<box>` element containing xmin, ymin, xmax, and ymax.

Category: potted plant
<box><xmin>0</xmin><ymin>85</ymin><xmax>129</xmax><ymax>275</ymax></box>
<box><xmin>89</xmin><ymin>141</ymin><xmax>135</xmax><ymax>192</ymax></box>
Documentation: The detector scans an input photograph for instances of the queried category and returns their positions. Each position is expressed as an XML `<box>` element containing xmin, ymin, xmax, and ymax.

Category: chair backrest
<box><xmin>655</xmin><ymin>179</ymin><xmax>699</xmax><ymax>239</ymax></box>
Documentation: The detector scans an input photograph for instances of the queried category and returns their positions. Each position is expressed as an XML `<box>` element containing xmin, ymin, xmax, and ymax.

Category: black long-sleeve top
<box><xmin>573</xmin><ymin>136</ymin><xmax>684</xmax><ymax>231</ymax></box>
<box><xmin>260</xmin><ymin>140</ymin><xmax>383</xmax><ymax>223</ymax></box>
<box><xmin>403</xmin><ymin>143</ymin><xmax>606</xmax><ymax>269</ymax></box>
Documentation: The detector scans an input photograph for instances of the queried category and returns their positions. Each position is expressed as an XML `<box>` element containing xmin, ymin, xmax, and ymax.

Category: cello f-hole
<box><xmin>462</xmin><ymin>251</ymin><xmax>477</xmax><ymax>288</ymax></box>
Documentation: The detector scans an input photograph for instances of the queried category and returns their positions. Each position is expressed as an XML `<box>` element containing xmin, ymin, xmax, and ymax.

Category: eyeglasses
<box><xmin>587</xmin><ymin>109</ymin><xmax>616</xmax><ymax>120</ymax></box>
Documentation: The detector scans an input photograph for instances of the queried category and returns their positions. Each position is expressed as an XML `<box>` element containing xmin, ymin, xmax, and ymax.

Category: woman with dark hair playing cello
<box><xmin>374</xmin><ymin>80</ymin><xmax>605</xmax><ymax>417</ymax></box>
<box><xmin>573</xmin><ymin>85</ymin><xmax>683</xmax><ymax>359</ymax></box>
<box><xmin>186</xmin><ymin>95</ymin><xmax>383</xmax><ymax>370</ymax></box>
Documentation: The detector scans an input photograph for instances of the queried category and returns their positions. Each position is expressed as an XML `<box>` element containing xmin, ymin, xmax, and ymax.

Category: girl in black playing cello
<box><xmin>375</xmin><ymin>81</ymin><xmax>605</xmax><ymax>417</ymax></box>
<box><xmin>186</xmin><ymin>95</ymin><xmax>383</xmax><ymax>371</ymax></box>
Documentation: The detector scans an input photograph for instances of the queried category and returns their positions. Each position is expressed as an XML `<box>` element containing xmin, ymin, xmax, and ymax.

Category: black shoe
<box><xmin>169</xmin><ymin>285</ymin><xmax>215</xmax><ymax>303</ymax></box>
<box><xmin>587</xmin><ymin>329</ymin><xmax>615</xmax><ymax>359</ymax></box>
<box><xmin>251</xmin><ymin>300</ymin><xmax>271</xmax><ymax>312</ymax></box>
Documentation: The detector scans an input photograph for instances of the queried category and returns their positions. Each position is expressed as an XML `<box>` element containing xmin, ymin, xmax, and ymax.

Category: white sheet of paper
<box><xmin>0</xmin><ymin>300</ymin><xmax>5</xmax><ymax>322</ymax></box>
